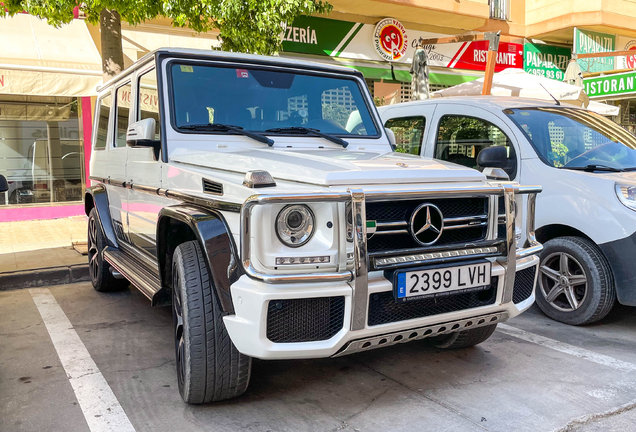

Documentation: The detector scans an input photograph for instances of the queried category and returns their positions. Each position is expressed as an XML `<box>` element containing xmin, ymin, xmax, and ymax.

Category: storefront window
<box><xmin>0</xmin><ymin>96</ymin><xmax>84</xmax><ymax>206</ymax></box>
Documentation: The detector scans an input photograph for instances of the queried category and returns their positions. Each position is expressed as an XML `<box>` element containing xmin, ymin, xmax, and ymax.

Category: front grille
<box><xmin>368</xmin><ymin>276</ymin><xmax>499</xmax><ymax>326</ymax></box>
<box><xmin>366</xmin><ymin>197</ymin><xmax>487</xmax><ymax>221</ymax></box>
<box><xmin>266</xmin><ymin>297</ymin><xmax>345</xmax><ymax>343</ymax></box>
<box><xmin>366</xmin><ymin>198</ymin><xmax>489</xmax><ymax>253</ymax></box>
<box><xmin>513</xmin><ymin>266</ymin><xmax>537</xmax><ymax>304</ymax></box>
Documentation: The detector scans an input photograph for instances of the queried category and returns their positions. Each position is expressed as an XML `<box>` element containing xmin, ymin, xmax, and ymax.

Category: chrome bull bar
<box><xmin>240</xmin><ymin>184</ymin><xmax>542</xmax><ymax>332</ymax></box>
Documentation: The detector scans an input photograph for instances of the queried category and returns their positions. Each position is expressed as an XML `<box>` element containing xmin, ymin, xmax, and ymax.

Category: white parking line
<box><xmin>498</xmin><ymin>323</ymin><xmax>636</xmax><ymax>373</ymax></box>
<box><xmin>29</xmin><ymin>288</ymin><xmax>136</xmax><ymax>432</ymax></box>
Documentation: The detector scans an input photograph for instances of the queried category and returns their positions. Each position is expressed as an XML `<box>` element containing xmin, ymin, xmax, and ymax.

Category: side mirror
<box><xmin>126</xmin><ymin>118</ymin><xmax>160</xmax><ymax>160</ymax></box>
<box><xmin>477</xmin><ymin>146</ymin><xmax>516</xmax><ymax>179</ymax></box>
<box><xmin>385</xmin><ymin>128</ymin><xmax>397</xmax><ymax>150</ymax></box>
<box><xmin>127</xmin><ymin>118</ymin><xmax>157</xmax><ymax>145</ymax></box>
<box><xmin>0</xmin><ymin>175</ymin><xmax>8</xmax><ymax>193</ymax></box>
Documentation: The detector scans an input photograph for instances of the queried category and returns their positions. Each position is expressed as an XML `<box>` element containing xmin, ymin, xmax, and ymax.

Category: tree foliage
<box><xmin>4</xmin><ymin>0</ymin><xmax>332</xmax><ymax>55</ymax></box>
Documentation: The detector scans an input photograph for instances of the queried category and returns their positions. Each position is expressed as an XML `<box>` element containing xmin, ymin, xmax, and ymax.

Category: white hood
<box><xmin>170</xmin><ymin>148</ymin><xmax>485</xmax><ymax>186</ymax></box>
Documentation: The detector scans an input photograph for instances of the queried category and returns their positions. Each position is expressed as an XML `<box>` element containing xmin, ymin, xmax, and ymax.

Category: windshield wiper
<box><xmin>562</xmin><ymin>164</ymin><xmax>624</xmax><ymax>172</ymax></box>
<box><xmin>180</xmin><ymin>123</ymin><xmax>274</xmax><ymax>146</ymax></box>
<box><xmin>265</xmin><ymin>127</ymin><xmax>348</xmax><ymax>148</ymax></box>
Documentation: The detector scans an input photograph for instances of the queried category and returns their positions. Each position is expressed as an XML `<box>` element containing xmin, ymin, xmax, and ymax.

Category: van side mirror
<box><xmin>385</xmin><ymin>127</ymin><xmax>397</xmax><ymax>149</ymax></box>
<box><xmin>126</xmin><ymin>118</ymin><xmax>160</xmax><ymax>159</ymax></box>
<box><xmin>0</xmin><ymin>175</ymin><xmax>8</xmax><ymax>193</ymax></box>
<box><xmin>477</xmin><ymin>146</ymin><xmax>515</xmax><ymax>179</ymax></box>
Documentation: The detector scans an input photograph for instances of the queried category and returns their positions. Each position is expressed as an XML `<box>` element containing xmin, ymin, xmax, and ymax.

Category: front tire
<box><xmin>535</xmin><ymin>236</ymin><xmax>615</xmax><ymax>325</ymax></box>
<box><xmin>87</xmin><ymin>208</ymin><xmax>129</xmax><ymax>292</ymax></box>
<box><xmin>428</xmin><ymin>324</ymin><xmax>498</xmax><ymax>349</ymax></box>
<box><xmin>172</xmin><ymin>240</ymin><xmax>251</xmax><ymax>404</ymax></box>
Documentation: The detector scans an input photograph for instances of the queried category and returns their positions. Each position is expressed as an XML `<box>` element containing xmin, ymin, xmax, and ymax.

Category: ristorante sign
<box><xmin>584</xmin><ymin>71</ymin><xmax>636</xmax><ymax>98</ymax></box>
<box><xmin>282</xmin><ymin>16</ymin><xmax>523</xmax><ymax>73</ymax></box>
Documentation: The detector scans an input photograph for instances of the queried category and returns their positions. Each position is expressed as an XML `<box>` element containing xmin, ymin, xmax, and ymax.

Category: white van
<box><xmin>379</xmin><ymin>96</ymin><xmax>636</xmax><ymax>325</ymax></box>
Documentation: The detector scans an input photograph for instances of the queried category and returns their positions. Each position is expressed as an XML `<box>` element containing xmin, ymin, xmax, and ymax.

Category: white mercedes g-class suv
<box><xmin>85</xmin><ymin>48</ymin><xmax>541</xmax><ymax>404</ymax></box>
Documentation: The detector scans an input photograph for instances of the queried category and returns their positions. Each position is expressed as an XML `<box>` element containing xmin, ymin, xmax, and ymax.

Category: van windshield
<box><xmin>169</xmin><ymin>62</ymin><xmax>378</xmax><ymax>138</ymax></box>
<box><xmin>506</xmin><ymin>107</ymin><xmax>636</xmax><ymax>171</ymax></box>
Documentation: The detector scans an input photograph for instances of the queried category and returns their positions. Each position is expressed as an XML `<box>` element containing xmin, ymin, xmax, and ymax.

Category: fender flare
<box><xmin>84</xmin><ymin>185</ymin><xmax>119</xmax><ymax>249</ymax></box>
<box><xmin>157</xmin><ymin>205</ymin><xmax>242</xmax><ymax>314</ymax></box>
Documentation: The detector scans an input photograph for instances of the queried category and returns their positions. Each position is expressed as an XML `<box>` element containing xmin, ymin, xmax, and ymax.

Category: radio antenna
<box><xmin>540</xmin><ymin>83</ymin><xmax>561</xmax><ymax>106</ymax></box>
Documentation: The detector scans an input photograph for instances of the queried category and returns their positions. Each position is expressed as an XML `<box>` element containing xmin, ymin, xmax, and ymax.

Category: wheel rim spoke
<box><xmin>545</xmin><ymin>284</ymin><xmax>565</xmax><ymax>303</ymax></box>
<box><xmin>569</xmin><ymin>274</ymin><xmax>587</xmax><ymax>286</ymax></box>
<box><xmin>559</xmin><ymin>253</ymin><xmax>570</xmax><ymax>276</ymax></box>
<box><xmin>564</xmin><ymin>285</ymin><xmax>580</xmax><ymax>310</ymax></box>
<box><xmin>540</xmin><ymin>265</ymin><xmax>560</xmax><ymax>282</ymax></box>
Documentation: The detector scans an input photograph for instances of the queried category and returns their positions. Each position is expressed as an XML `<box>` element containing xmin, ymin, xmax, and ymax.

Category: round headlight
<box><xmin>276</xmin><ymin>205</ymin><xmax>315</xmax><ymax>247</ymax></box>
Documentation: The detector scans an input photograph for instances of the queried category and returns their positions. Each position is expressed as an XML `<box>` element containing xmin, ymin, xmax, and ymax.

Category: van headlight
<box><xmin>616</xmin><ymin>184</ymin><xmax>636</xmax><ymax>211</ymax></box>
<box><xmin>275</xmin><ymin>205</ymin><xmax>315</xmax><ymax>247</ymax></box>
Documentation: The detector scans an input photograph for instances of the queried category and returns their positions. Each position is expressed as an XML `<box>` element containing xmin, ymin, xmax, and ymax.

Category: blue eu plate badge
<box><xmin>397</xmin><ymin>272</ymin><xmax>407</xmax><ymax>298</ymax></box>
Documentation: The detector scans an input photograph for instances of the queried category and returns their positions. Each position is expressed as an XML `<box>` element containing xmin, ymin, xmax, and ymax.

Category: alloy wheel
<box><xmin>172</xmin><ymin>267</ymin><xmax>186</xmax><ymax>392</ymax></box>
<box><xmin>88</xmin><ymin>216</ymin><xmax>99</xmax><ymax>283</ymax></box>
<box><xmin>539</xmin><ymin>252</ymin><xmax>588</xmax><ymax>312</ymax></box>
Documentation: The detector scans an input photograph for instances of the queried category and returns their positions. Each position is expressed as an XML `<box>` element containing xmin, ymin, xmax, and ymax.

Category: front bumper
<box><xmin>223</xmin><ymin>254</ymin><xmax>539</xmax><ymax>359</ymax></box>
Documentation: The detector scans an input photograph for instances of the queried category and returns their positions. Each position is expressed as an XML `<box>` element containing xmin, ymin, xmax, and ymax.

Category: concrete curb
<box><xmin>0</xmin><ymin>265</ymin><xmax>90</xmax><ymax>291</ymax></box>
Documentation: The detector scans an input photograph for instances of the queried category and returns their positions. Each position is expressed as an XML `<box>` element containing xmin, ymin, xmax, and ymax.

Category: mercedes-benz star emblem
<box><xmin>410</xmin><ymin>203</ymin><xmax>444</xmax><ymax>245</ymax></box>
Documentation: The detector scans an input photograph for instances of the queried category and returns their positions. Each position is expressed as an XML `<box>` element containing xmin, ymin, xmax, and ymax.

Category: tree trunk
<box><xmin>100</xmin><ymin>9</ymin><xmax>125</xmax><ymax>83</ymax></box>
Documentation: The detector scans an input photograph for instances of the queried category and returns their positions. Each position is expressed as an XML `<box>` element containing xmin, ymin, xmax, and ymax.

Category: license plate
<box><xmin>395</xmin><ymin>262</ymin><xmax>492</xmax><ymax>301</ymax></box>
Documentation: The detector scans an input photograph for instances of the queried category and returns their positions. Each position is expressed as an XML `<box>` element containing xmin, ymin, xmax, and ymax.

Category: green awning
<box><xmin>345</xmin><ymin>65</ymin><xmax>479</xmax><ymax>86</ymax></box>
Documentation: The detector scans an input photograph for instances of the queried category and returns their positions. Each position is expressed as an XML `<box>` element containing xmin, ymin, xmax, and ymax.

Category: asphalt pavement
<box><xmin>2</xmin><ymin>282</ymin><xmax>636</xmax><ymax>432</ymax></box>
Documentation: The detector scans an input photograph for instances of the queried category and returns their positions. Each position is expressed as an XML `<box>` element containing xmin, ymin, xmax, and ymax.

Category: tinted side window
<box><xmin>94</xmin><ymin>94</ymin><xmax>111</xmax><ymax>150</ymax></box>
<box><xmin>138</xmin><ymin>69</ymin><xmax>161</xmax><ymax>140</ymax></box>
<box><xmin>435</xmin><ymin>115</ymin><xmax>515</xmax><ymax>172</ymax></box>
<box><xmin>114</xmin><ymin>83</ymin><xmax>132</xmax><ymax>148</ymax></box>
<box><xmin>385</xmin><ymin>116</ymin><xmax>426</xmax><ymax>155</ymax></box>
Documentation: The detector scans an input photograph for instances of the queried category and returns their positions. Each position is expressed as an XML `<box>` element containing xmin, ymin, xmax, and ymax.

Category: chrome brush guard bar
<box><xmin>240</xmin><ymin>184</ymin><xmax>542</xmax><ymax>331</ymax></box>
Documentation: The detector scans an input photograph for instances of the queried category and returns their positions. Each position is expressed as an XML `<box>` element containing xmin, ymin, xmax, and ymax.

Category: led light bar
<box><xmin>375</xmin><ymin>247</ymin><xmax>499</xmax><ymax>267</ymax></box>
<box><xmin>276</xmin><ymin>256</ymin><xmax>331</xmax><ymax>265</ymax></box>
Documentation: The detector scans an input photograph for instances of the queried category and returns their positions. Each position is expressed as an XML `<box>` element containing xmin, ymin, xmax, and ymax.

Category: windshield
<box><xmin>169</xmin><ymin>62</ymin><xmax>379</xmax><ymax>137</ymax></box>
<box><xmin>505</xmin><ymin>107</ymin><xmax>636</xmax><ymax>171</ymax></box>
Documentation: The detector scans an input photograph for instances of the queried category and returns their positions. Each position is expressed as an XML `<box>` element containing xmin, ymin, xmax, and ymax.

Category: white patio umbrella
<box><xmin>587</xmin><ymin>100</ymin><xmax>620</xmax><ymax>117</ymax></box>
<box><xmin>563</xmin><ymin>60</ymin><xmax>584</xmax><ymax>88</ymax></box>
<box><xmin>432</xmin><ymin>68</ymin><xmax>590</xmax><ymax>108</ymax></box>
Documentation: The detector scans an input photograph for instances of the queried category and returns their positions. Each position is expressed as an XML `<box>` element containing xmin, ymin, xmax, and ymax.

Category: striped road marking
<box><xmin>30</xmin><ymin>288</ymin><xmax>136</xmax><ymax>432</ymax></box>
<box><xmin>498</xmin><ymin>323</ymin><xmax>636</xmax><ymax>373</ymax></box>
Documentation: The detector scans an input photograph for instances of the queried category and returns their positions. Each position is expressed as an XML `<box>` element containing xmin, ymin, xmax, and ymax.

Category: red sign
<box><xmin>448</xmin><ymin>41</ymin><xmax>523</xmax><ymax>72</ymax></box>
<box><xmin>625</xmin><ymin>45</ymin><xmax>636</xmax><ymax>69</ymax></box>
<box><xmin>236</xmin><ymin>69</ymin><xmax>249</xmax><ymax>78</ymax></box>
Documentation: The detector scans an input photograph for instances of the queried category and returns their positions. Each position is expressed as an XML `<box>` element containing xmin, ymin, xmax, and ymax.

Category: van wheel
<box><xmin>87</xmin><ymin>208</ymin><xmax>129</xmax><ymax>292</ymax></box>
<box><xmin>172</xmin><ymin>240</ymin><xmax>251</xmax><ymax>404</ymax></box>
<box><xmin>536</xmin><ymin>237</ymin><xmax>615</xmax><ymax>325</ymax></box>
<box><xmin>428</xmin><ymin>325</ymin><xmax>498</xmax><ymax>349</ymax></box>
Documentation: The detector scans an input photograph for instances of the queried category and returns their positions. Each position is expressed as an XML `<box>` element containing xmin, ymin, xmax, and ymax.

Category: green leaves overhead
<box><xmin>5</xmin><ymin>0</ymin><xmax>332</xmax><ymax>55</ymax></box>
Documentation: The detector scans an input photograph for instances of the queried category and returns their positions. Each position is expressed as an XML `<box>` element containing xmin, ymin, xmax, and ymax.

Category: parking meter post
<box><xmin>482</xmin><ymin>31</ymin><xmax>500</xmax><ymax>96</ymax></box>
